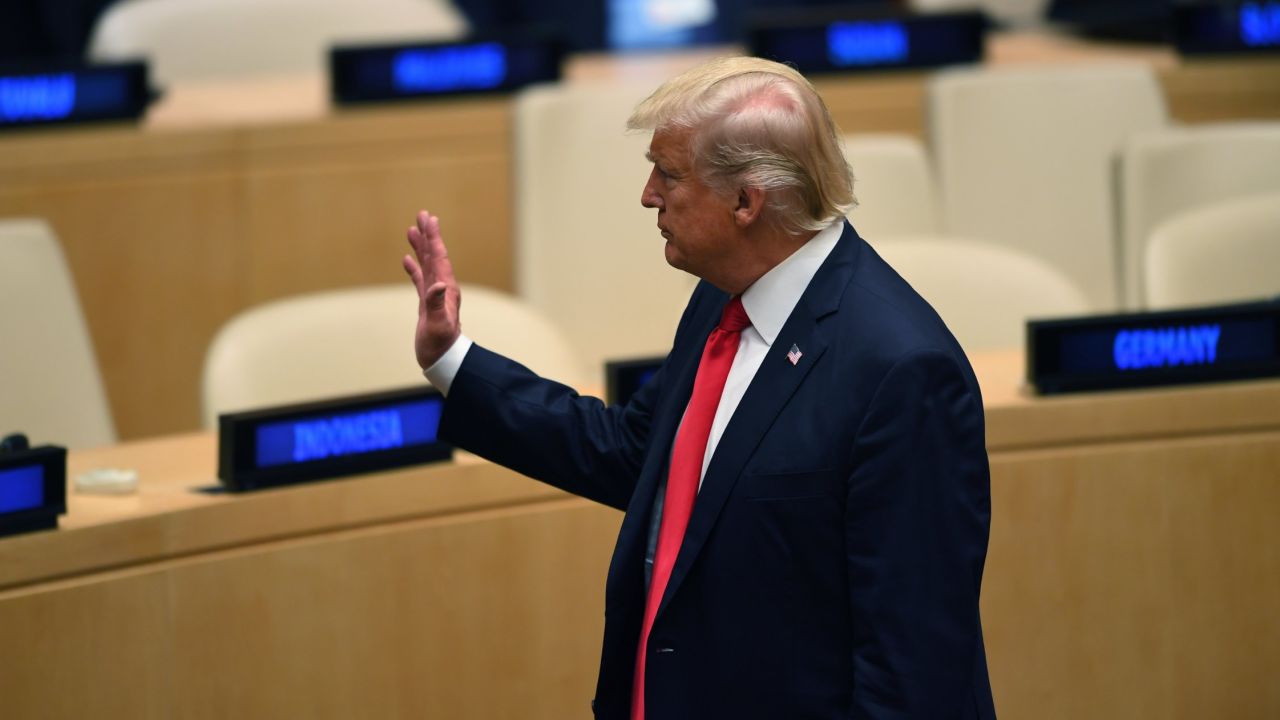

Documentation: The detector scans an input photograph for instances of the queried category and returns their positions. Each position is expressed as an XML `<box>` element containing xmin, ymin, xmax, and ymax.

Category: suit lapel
<box><xmin>613</xmin><ymin>293</ymin><xmax>724</xmax><ymax>566</ymax></box>
<box><xmin>656</xmin><ymin>222</ymin><xmax>862</xmax><ymax>618</ymax></box>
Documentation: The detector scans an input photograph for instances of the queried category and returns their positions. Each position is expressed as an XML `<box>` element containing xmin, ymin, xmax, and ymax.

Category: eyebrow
<box><xmin>646</xmin><ymin>151</ymin><xmax>677</xmax><ymax>176</ymax></box>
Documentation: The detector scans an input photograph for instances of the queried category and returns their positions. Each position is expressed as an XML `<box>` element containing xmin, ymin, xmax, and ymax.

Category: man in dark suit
<box><xmin>402</xmin><ymin>57</ymin><xmax>996</xmax><ymax>719</ymax></box>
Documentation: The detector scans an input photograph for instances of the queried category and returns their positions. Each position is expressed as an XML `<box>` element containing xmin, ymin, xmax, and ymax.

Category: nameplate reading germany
<box><xmin>1026</xmin><ymin>299</ymin><xmax>1280</xmax><ymax>394</ymax></box>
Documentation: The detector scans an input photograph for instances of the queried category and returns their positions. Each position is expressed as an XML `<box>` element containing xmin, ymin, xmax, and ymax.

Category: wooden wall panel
<box><xmin>0</xmin><ymin>100</ymin><xmax>511</xmax><ymax>440</ymax></box>
<box><xmin>2</xmin><ymin>55</ymin><xmax>1279</xmax><ymax>441</ymax></box>
<box><xmin>0</xmin><ymin>174</ymin><xmax>244</xmax><ymax>439</ymax></box>
<box><xmin>166</xmin><ymin>500</ymin><xmax>619</xmax><ymax>719</ymax></box>
<box><xmin>241</xmin><ymin>154</ymin><xmax>509</xmax><ymax>304</ymax></box>
<box><xmin>0</xmin><ymin>571</ymin><xmax>173</xmax><ymax>719</ymax></box>
<box><xmin>983</xmin><ymin>431</ymin><xmax>1280</xmax><ymax>720</ymax></box>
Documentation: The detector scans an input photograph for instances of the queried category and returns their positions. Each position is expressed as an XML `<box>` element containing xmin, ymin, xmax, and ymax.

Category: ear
<box><xmin>733</xmin><ymin>186</ymin><xmax>767</xmax><ymax>228</ymax></box>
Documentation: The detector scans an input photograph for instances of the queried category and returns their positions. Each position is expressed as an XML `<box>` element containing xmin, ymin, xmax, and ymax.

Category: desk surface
<box><xmin>4</xmin><ymin>349</ymin><xmax>1279</xmax><ymax>594</ymax></box>
<box><xmin>2</xmin><ymin>350</ymin><xmax>1279</xmax><ymax>720</ymax></box>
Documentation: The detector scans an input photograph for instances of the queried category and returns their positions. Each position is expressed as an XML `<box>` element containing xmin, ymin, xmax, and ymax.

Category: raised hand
<box><xmin>402</xmin><ymin>210</ymin><xmax>462</xmax><ymax>370</ymax></box>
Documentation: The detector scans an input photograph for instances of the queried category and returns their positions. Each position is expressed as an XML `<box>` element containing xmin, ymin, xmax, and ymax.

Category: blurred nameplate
<box><xmin>0</xmin><ymin>61</ymin><xmax>150</xmax><ymax>131</ymax></box>
<box><xmin>218</xmin><ymin>387</ymin><xmax>451</xmax><ymax>492</ymax></box>
<box><xmin>0</xmin><ymin>445</ymin><xmax>66</xmax><ymax>537</ymax></box>
<box><xmin>1027</xmin><ymin>299</ymin><xmax>1280</xmax><ymax>395</ymax></box>
<box><xmin>605</xmin><ymin>356</ymin><xmax>664</xmax><ymax>406</ymax></box>
<box><xmin>330</xmin><ymin>32</ymin><xmax>563</xmax><ymax>106</ymax></box>
<box><xmin>1175</xmin><ymin>1</ymin><xmax>1280</xmax><ymax>57</ymax></box>
<box><xmin>748</xmin><ymin>8</ymin><xmax>985</xmax><ymax>75</ymax></box>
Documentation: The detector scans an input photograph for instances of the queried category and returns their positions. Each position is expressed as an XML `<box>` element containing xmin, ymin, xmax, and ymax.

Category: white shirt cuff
<box><xmin>423</xmin><ymin>335</ymin><xmax>473</xmax><ymax>396</ymax></box>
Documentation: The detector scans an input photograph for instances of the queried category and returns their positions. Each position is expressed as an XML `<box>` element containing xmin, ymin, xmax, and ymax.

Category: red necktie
<box><xmin>631</xmin><ymin>297</ymin><xmax>752</xmax><ymax>720</ymax></box>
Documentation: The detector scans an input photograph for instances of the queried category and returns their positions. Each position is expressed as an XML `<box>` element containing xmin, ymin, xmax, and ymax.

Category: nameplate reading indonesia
<box><xmin>748</xmin><ymin>9</ymin><xmax>985</xmax><ymax>75</ymax></box>
<box><xmin>218</xmin><ymin>387</ymin><xmax>451</xmax><ymax>492</ymax></box>
<box><xmin>1026</xmin><ymin>298</ymin><xmax>1280</xmax><ymax>395</ymax></box>
<box><xmin>0</xmin><ymin>61</ymin><xmax>151</xmax><ymax>131</ymax></box>
<box><xmin>0</xmin><ymin>444</ymin><xmax>66</xmax><ymax>537</ymax></box>
<box><xmin>329</xmin><ymin>33</ymin><xmax>562</xmax><ymax>106</ymax></box>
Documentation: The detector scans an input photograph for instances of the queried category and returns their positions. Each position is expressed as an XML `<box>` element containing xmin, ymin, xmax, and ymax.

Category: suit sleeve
<box><xmin>438</xmin><ymin>345</ymin><xmax>663</xmax><ymax>511</ymax></box>
<box><xmin>844</xmin><ymin>349</ymin><xmax>992</xmax><ymax>719</ymax></box>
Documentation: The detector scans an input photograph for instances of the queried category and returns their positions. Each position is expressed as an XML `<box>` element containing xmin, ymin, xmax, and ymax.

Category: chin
<box><xmin>663</xmin><ymin>241</ymin><xmax>684</xmax><ymax>270</ymax></box>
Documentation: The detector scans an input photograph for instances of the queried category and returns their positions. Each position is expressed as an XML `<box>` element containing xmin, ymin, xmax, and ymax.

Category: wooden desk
<box><xmin>1</xmin><ymin>352</ymin><xmax>1278</xmax><ymax>718</ymax></box>
<box><xmin>0</xmin><ymin>439</ymin><xmax>622</xmax><ymax>719</ymax></box>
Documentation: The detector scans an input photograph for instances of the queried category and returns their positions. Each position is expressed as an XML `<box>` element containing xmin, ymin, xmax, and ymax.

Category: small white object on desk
<box><xmin>75</xmin><ymin>468</ymin><xmax>139</xmax><ymax>495</ymax></box>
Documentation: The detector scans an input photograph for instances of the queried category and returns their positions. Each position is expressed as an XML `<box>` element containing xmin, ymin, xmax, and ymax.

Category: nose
<box><xmin>641</xmin><ymin>167</ymin><xmax>663</xmax><ymax>210</ymax></box>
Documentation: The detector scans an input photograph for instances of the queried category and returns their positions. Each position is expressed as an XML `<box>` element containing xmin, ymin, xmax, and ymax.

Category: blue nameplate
<box><xmin>0</xmin><ymin>446</ymin><xmax>66</xmax><ymax>537</ymax></box>
<box><xmin>0</xmin><ymin>61</ymin><xmax>150</xmax><ymax>131</ymax></box>
<box><xmin>218</xmin><ymin>387</ymin><xmax>451</xmax><ymax>492</ymax></box>
<box><xmin>748</xmin><ymin>9</ymin><xmax>985</xmax><ymax>75</ymax></box>
<box><xmin>1175</xmin><ymin>1</ymin><xmax>1280</xmax><ymax>56</ymax></box>
<box><xmin>605</xmin><ymin>356</ymin><xmax>665</xmax><ymax>406</ymax></box>
<box><xmin>329</xmin><ymin>32</ymin><xmax>562</xmax><ymax>106</ymax></box>
<box><xmin>1027</xmin><ymin>299</ymin><xmax>1280</xmax><ymax>395</ymax></box>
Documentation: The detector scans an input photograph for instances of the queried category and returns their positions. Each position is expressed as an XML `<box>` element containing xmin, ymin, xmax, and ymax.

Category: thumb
<box><xmin>426</xmin><ymin>282</ymin><xmax>448</xmax><ymax>312</ymax></box>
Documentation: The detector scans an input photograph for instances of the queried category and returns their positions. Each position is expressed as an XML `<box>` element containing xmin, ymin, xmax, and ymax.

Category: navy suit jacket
<box><xmin>440</xmin><ymin>222</ymin><xmax>997</xmax><ymax>719</ymax></box>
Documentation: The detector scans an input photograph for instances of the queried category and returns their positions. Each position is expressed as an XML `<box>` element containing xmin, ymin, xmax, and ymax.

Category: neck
<box><xmin>717</xmin><ymin>225</ymin><xmax>818</xmax><ymax>295</ymax></box>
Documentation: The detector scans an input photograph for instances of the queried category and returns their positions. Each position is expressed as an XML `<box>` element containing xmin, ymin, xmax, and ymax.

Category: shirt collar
<box><xmin>739</xmin><ymin>219</ymin><xmax>843</xmax><ymax>347</ymax></box>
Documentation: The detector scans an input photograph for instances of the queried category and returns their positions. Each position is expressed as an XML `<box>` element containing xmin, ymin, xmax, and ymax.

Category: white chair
<box><xmin>89</xmin><ymin>0</ymin><xmax>468</xmax><ymax>86</ymax></box>
<box><xmin>928</xmin><ymin>64</ymin><xmax>1168</xmax><ymax>311</ymax></box>
<box><xmin>842</xmin><ymin>133</ymin><xmax>940</xmax><ymax>238</ymax></box>
<box><xmin>1144</xmin><ymin>191</ymin><xmax>1280</xmax><ymax>310</ymax></box>
<box><xmin>1119</xmin><ymin>122</ymin><xmax>1280</xmax><ymax>308</ymax></box>
<box><xmin>514</xmin><ymin>81</ymin><xmax>697</xmax><ymax>382</ymax></box>
<box><xmin>201</xmin><ymin>283</ymin><xmax>589</xmax><ymax>427</ymax></box>
<box><xmin>909</xmin><ymin>0</ymin><xmax>1049</xmax><ymax>25</ymax></box>
<box><xmin>0</xmin><ymin>219</ymin><xmax>116</xmax><ymax>449</ymax></box>
<box><xmin>872</xmin><ymin>235</ymin><xmax>1090</xmax><ymax>352</ymax></box>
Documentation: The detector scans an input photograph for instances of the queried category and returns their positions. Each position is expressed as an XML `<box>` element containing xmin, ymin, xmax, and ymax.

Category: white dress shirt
<box><xmin>426</xmin><ymin>219</ymin><xmax>843</xmax><ymax>488</ymax></box>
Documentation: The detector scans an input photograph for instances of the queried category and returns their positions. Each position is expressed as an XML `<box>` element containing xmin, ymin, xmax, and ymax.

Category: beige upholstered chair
<box><xmin>0</xmin><ymin>219</ymin><xmax>116</xmax><ymax>449</ymax></box>
<box><xmin>1119</xmin><ymin>121</ymin><xmax>1280</xmax><ymax>308</ymax></box>
<box><xmin>873</xmin><ymin>235</ymin><xmax>1090</xmax><ymax>353</ymax></box>
<box><xmin>89</xmin><ymin>0</ymin><xmax>468</xmax><ymax>86</ymax></box>
<box><xmin>1144</xmin><ymin>191</ymin><xmax>1280</xmax><ymax>310</ymax></box>
<box><xmin>201</xmin><ymin>283</ymin><xmax>589</xmax><ymax>427</ymax></box>
<box><xmin>514</xmin><ymin>82</ymin><xmax>697</xmax><ymax>382</ymax></box>
<box><xmin>928</xmin><ymin>64</ymin><xmax>1167</xmax><ymax>311</ymax></box>
<box><xmin>842</xmin><ymin>133</ymin><xmax>940</xmax><ymax>238</ymax></box>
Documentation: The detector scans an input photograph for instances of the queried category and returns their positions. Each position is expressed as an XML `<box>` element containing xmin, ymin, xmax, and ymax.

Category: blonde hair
<box><xmin>627</xmin><ymin>56</ymin><xmax>856</xmax><ymax>235</ymax></box>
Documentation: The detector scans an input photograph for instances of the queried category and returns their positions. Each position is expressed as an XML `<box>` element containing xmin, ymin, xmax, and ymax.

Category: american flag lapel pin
<box><xmin>786</xmin><ymin>343</ymin><xmax>803</xmax><ymax>366</ymax></box>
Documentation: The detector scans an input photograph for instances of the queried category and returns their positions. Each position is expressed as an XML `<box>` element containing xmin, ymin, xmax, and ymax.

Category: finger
<box><xmin>407</xmin><ymin>225</ymin><xmax>436</xmax><ymax>286</ymax></box>
<box><xmin>402</xmin><ymin>254</ymin><xmax>426</xmax><ymax>298</ymax></box>
<box><xmin>423</xmin><ymin>214</ymin><xmax>457</xmax><ymax>286</ymax></box>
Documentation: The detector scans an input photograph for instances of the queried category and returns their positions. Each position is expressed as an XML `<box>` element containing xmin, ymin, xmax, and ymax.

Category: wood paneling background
<box><xmin>2</xmin><ymin>51</ymin><xmax>1278</xmax><ymax>440</ymax></box>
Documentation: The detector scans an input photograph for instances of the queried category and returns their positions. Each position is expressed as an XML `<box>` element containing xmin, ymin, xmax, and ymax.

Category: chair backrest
<box><xmin>872</xmin><ymin>235</ymin><xmax>1090</xmax><ymax>353</ymax></box>
<box><xmin>1144</xmin><ymin>191</ymin><xmax>1280</xmax><ymax>309</ymax></box>
<box><xmin>909</xmin><ymin>0</ymin><xmax>1049</xmax><ymax>24</ymax></box>
<box><xmin>514</xmin><ymin>82</ymin><xmax>696</xmax><ymax>381</ymax></box>
<box><xmin>1119</xmin><ymin>121</ymin><xmax>1280</xmax><ymax>308</ymax></box>
<box><xmin>89</xmin><ymin>0</ymin><xmax>467</xmax><ymax>86</ymax></box>
<box><xmin>842</xmin><ymin>133</ymin><xmax>940</xmax><ymax>238</ymax></box>
<box><xmin>201</xmin><ymin>283</ymin><xmax>588</xmax><ymax>427</ymax></box>
<box><xmin>928</xmin><ymin>64</ymin><xmax>1168</xmax><ymax>311</ymax></box>
<box><xmin>0</xmin><ymin>219</ymin><xmax>116</xmax><ymax>448</ymax></box>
